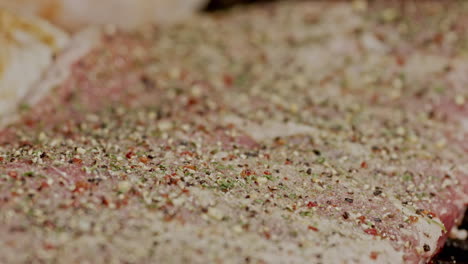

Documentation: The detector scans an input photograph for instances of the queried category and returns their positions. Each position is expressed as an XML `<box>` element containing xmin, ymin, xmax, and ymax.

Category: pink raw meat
<box><xmin>0</xmin><ymin>1</ymin><xmax>467</xmax><ymax>263</ymax></box>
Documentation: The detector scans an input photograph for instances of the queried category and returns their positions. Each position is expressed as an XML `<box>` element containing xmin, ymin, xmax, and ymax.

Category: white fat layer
<box><xmin>389</xmin><ymin>197</ymin><xmax>444</xmax><ymax>260</ymax></box>
<box><xmin>322</xmin><ymin>239</ymin><xmax>403</xmax><ymax>264</ymax></box>
<box><xmin>311</xmin><ymin>217</ymin><xmax>404</xmax><ymax>264</ymax></box>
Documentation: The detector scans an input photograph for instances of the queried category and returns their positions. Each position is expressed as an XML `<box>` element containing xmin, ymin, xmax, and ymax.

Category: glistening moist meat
<box><xmin>0</xmin><ymin>1</ymin><xmax>467</xmax><ymax>263</ymax></box>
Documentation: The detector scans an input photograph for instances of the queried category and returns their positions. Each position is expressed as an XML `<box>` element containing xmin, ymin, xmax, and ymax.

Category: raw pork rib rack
<box><xmin>1</xmin><ymin>1</ymin><xmax>467</xmax><ymax>263</ymax></box>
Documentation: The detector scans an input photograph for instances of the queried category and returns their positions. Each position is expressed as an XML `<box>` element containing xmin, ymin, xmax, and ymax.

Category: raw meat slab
<box><xmin>0</xmin><ymin>1</ymin><xmax>467</xmax><ymax>263</ymax></box>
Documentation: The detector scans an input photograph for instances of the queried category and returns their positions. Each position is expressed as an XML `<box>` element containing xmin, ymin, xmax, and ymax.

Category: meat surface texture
<box><xmin>0</xmin><ymin>0</ymin><xmax>208</xmax><ymax>32</ymax></box>
<box><xmin>0</xmin><ymin>1</ymin><xmax>467</xmax><ymax>263</ymax></box>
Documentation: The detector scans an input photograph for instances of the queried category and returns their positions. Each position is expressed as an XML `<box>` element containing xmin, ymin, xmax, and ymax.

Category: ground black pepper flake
<box><xmin>342</xmin><ymin>211</ymin><xmax>350</xmax><ymax>219</ymax></box>
<box><xmin>344</xmin><ymin>198</ymin><xmax>353</xmax><ymax>203</ymax></box>
<box><xmin>423</xmin><ymin>244</ymin><xmax>430</xmax><ymax>252</ymax></box>
<box><xmin>373</xmin><ymin>189</ymin><xmax>382</xmax><ymax>196</ymax></box>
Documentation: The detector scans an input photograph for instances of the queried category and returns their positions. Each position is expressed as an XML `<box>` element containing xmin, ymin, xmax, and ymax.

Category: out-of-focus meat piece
<box><xmin>0</xmin><ymin>0</ymin><xmax>208</xmax><ymax>32</ymax></box>
<box><xmin>0</xmin><ymin>9</ymin><xmax>68</xmax><ymax>127</ymax></box>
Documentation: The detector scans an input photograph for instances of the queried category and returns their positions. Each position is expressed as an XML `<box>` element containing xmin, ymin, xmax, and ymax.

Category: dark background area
<box><xmin>433</xmin><ymin>212</ymin><xmax>468</xmax><ymax>264</ymax></box>
<box><xmin>204</xmin><ymin>0</ymin><xmax>467</xmax><ymax>263</ymax></box>
<box><xmin>204</xmin><ymin>0</ymin><xmax>279</xmax><ymax>11</ymax></box>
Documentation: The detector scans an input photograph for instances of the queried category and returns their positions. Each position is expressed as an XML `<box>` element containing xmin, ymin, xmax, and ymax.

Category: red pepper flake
<box><xmin>274</xmin><ymin>137</ymin><xmax>286</xmax><ymax>146</ymax></box>
<box><xmin>179</xmin><ymin>69</ymin><xmax>188</xmax><ymax>81</ymax></box>
<box><xmin>165</xmin><ymin>174</ymin><xmax>180</xmax><ymax>185</ymax></box>
<box><xmin>73</xmin><ymin>180</ymin><xmax>90</xmax><ymax>193</ymax></box>
<box><xmin>101</xmin><ymin>196</ymin><xmax>110</xmax><ymax>207</ymax></box>
<box><xmin>0</xmin><ymin>157</ymin><xmax>4</xmax><ymax>162</ymax></box>
<box><xmin>308</xmin><ymin>226</ymin><xmax>319</xmax><ymax>232</ymax></box>
<box><xmin>264</xmin><ymin>231</ymin><xmax>271</xmax><ymax>239</ymax></box>
<box><xmin>263</xmin><ymin>154</ymin><xmax>271</xmax><ymax>160</ymax></box>
<box><xmin>263</xmin><ymin>170</ymin><xmax>272</xmax><ymax>175</ymax></box>
<box><xmin>197</xmin><ymin>125</ymin><xmax>209</xmax><ymax>134</ymax></box>
<box><xmin>319</xmin><ymin>75</ymin><xmax>333</xmax><ymax>86</ymax></box>
<box><xmin>186</xmin><ymin>97</ymin><xmax>199</xmax><ymax>106</ymax></box>
<box><xmin>43</xmin><ymin>220</ymin><xmax>55</xmax><ymax>229</ymax></box>
<box><xmin>395</xmin><ymin>55</ymin><xmax>406</xmax><ymax>66</ymax></box>
<box><xmin>222</xmin><ymin>154</ymin><xmax>236</xmax><ymax>161</ymax></box>
<box><xmin>72</xmin><ymin>158</ymin><xmax>83</xmax><ymax>165</ymax></box>
<box><xmin>284</xmin><ymin>159</ymin><xmax>293</xmax><ymax>165</ymax></box>
<box><xmin>307</xmin><ymin>201</ymin><xmax>318</xmax><ymax>208</ymax></box>
<box><xmin>24</xmin><ymin>118</ymin><xmax>36</xmax><ymax>127</ymax></box>
<box><xmin>139</xmin><ymin>156</ymin><xmax>149</xmax><ymax>164</ymax></box>
<box><xmin>357</xmin><ymin>216</ymin><xmax>366</xmax><ymax>224</ymax></box>
<box><xmin>417</xmin><ymin>209</ymin><xmax>435</xmax><ymax>219</ymax></box>
<box><xmin>407</xmin><ymin>215</ymin><xmax>419</xmax><ymax>224</ymax></box>
<box><xmin>38</xmin><ymin>181</ymin><xmax>49</xmax><ymax>191</ymax></box>
<box><xmin>433</xmin><ymin>32</ymin><xmax>444</xmax><ymax>45</ymax></box>
<box><xmin>125</xmin><ymin>151</ymin><xmax>135</xmax><ymax>159</ymax></box>
<box><xmin>364</xmin><ymin>228</ymin><xmax>379</xmax><ymax>236</ymax></box>
<box><xmin>43</xmin><ymin>243</ymin><xmax>55</xmax><ymax>250</ymax></box>
<box><xmin>241</xmin><ymin>169</ymin><xmax>255</xmax><ymax>177</ymax></box>
<box><xmin>427</xmin><ymin>212</ymin><xmax>437</xmax><ymax>219</ymax></box>
<box><xmin>223</xmin><ymin>74</ymin><xmax>234</xmax><ymax>87</ymax></box>
<box><xmin>58</xmin><ymin>203</ymin><xmax>68</xmax><ymax>209</ymax></box>
<box><xmin>183</xmin><ymin>165</ymin><xmax>197</xmax><ymax>171</ymax></box>
<box><xmin>116</xmin><ymin>198</ymin><xmax>129</xmax><ymax>208</ymax></box>
<box><xmin>8</xmin><ymin>171</ymin><xmax>18</xmax><ymax>179</ymax></box>
<box><xmin>370</xmin><ymin>251</ymin><xmax>379</xmax><ymax>260</ymax></box>
<box><xmin>180</xmin><ymin>151</ymin><xmax>195</xmax><ymax>157</ymax></box>
<box><xmin>360</xmin><ymin>161</ymin><xmax>368</xmax><ymax>169</ymax></box>
<box><xmin>163</xmin><ymin>214</ymin><xmax>174</xmax><ymax>222</ymax></box>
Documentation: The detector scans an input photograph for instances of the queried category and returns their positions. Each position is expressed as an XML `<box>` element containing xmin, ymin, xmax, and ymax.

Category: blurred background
<box><xmin>204</xmin><ymin>0</ymin><xmax>279</xmax><ymax>11</ymax></box>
